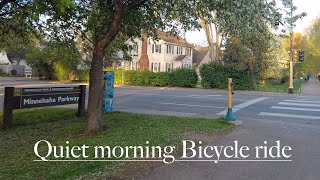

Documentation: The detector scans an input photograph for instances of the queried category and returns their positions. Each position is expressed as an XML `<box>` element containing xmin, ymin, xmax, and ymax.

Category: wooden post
<box><xmin>77</xmin><ymin>85</ymin><xmax>86</xmax><ymax>118</ymax></box>
<box><xmin>3</xmin><ymin>87</ymin><xmax>14</xmax><ymax>129</ymax></box>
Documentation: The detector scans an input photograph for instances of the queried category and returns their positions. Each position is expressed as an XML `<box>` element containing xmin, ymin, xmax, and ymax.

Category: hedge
<box><xmin>200</xmin><ymin>62</ymin><xmax>253</xmax><ymax>90</ymax></box>
<box><xmin>103</xmin><ymin>68</ymin><xmax>198</xmax><ymax>88</ymax></box>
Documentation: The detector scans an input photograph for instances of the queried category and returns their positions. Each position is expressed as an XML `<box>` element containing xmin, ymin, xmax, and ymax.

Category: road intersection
<box><xmin>1</xmin><ymin>78</ymin><xmax>320</xmax><ymax>179</ymax></box>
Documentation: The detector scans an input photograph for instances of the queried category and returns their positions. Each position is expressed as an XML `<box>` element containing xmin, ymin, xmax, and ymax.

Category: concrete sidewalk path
<box><xmin>301</xmin><ymin>78</ymin><xmax>320</xmax><ymax>96</ymax></box>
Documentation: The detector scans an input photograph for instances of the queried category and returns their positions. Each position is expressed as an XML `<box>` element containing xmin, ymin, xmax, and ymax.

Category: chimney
<box><xmin>139</xmin><ymin>31</ymin><xmax>149</xmax><ymax>70</ymax></box>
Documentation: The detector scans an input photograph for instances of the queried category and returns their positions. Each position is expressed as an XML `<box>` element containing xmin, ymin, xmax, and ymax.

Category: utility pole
<box><xmin>288</xmin><ymin>0</ymin><xmax>294</xmax><ymax>94</ymax></box>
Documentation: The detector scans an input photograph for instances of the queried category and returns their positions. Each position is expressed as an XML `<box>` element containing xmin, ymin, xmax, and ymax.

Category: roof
<box><xmin>0</xmin><ymin>51</ymin><xmax>11</xmax><ymax>65</ymax></box>
<box><xmin>174</xmin><ymin>55</ymin><xmax>187</xmax><ymax>61</ymax></box>
<box><xmin>193</xmin><ymin>47</ymin><xmax>209</xmax><ymax>66</ymax></box>
<box><xmin>156</xmin><ymin>30</ymin><xmax>191</xmax><ymax>47</ymax></box>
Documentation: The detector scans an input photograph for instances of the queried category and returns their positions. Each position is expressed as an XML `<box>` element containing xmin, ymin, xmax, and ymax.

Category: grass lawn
<box><xmin>258</xmin><ymin>80</ymin><xmax>304</xmax><ymax>93</ymax></box>
<box><xmin>0</xmin><ymin>108</ymin><xmax>230</xmax><ymax>179</ymax></box>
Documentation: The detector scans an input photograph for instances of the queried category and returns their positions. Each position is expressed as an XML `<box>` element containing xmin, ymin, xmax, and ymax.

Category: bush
<box><xmin>76</xmin><ymin>68</ymin><xmax>90</xmax><ymax>81</ymax></box>
<box><xmin>170</xmin><ymin>68</ymin><xmax>198</xmax><ymax>87</ymax></box>
<box><xmin>121</xmin><ymin>68</ymin><xmax>197</xmax><ymax>87</ymax></box>
<box><xmin>83</xmin><ymin>68</ymin><xmax>197</xmax><ymax>88</ymax></box>
<box><xmin>200</xmin><ymin>62</ymin><xmax>253</xmax><ymax>90</ymax></box>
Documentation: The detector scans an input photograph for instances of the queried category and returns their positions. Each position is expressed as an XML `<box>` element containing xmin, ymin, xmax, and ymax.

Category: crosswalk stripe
<box><xmin>217</xmin><ymin>97</ymin><xmax>269</xmax><ymax>115</ymax></box>
<box><xmin>271</xmin><ymin>106</ymin><xmax>320</xmax><ymax>112</ymax></box>
<box><xmin>157</xmin><ymin>102</ymin><xmax>225</xmax><ymax>108</ymax></box>
<box><xmin>284</xmin><ymin>100</ymin><xmax>320</xmax><ymax>104</ymax></box>
<box><xmin>259</xmin><ymin>112</ymin><xmax>320</xmax><ymax>119</ymax></box>
<box><xmin>278</xmin><ymin>102</ymin><xmax>320</xmax><ymax>107</ymax></box>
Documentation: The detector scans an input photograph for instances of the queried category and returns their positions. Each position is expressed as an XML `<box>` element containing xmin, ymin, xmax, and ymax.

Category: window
<box><xmin>133</xmin><ymin>44</ymin><xmax>138</xmax><ymax>54</ymax></box>
<box><xmin>128</xmin><ymin>44</ymin><xmax>138</xmax><ymax>54</ymax></box>
<box><xmin>186</xmin><ymin>48</ymin><xmax>192</xmax><ymax>56</ymax></box>
<box><xmin>166</xmin><ymin>63</ymin><xmax>173</xmax><ymax>72</ymax></box>
<box><xmin>182</xmin><ymin>63</ymin><xmax>191</xmax><ymax>69</ymax></box>
<box><xmin>155</xmin><ymin>44</ymin><xmax>161</xmax><ymax>53</ymax></box>
<box><xmin>152</xmin><ymin>44</ymin><xmax>161</xmax><ymax>53</ymax></box>
<box><xmin>167</xmin><ymin>44</ymin><xmax>174</xmax><ymax>54</ymax></box>
<box><xmin>131</xmin><ymin>62</ymin><xmax>137</xmax><ymax>70</ymax></box>
<box><xmin>152</xmin><ymin>63</ymin><xmax>159</xmax><ymax>72</ymax></box>
<box><xmin>176</xmin><ymin>46</ymin><xmax>182</xmax><ymax>55</ymax></box>
<box><xmin>128</xmin><ymin>45</ymin><xmax>133</xmax><ymax>53</ymax></box>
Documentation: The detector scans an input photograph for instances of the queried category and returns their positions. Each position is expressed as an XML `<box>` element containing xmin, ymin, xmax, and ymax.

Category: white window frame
<box><xmin>153</xmin><ymin>63</ymin><xmax>159</xmax><ymax>72</ymax></box>
<box><xmin>186</xmin><ymin>48</ymin><xmax>192</xmax><ymax>56</ymax></box>
<box><xmin>167</xmin><ymin>44</ymin><xmax>174</xmax><ymax>54</ymax></box>
<box><xmin>176</xmin><ymin>46</ymin><xmax>182</xmax><ymax>55</ymax></box>
<box><xmin>133</xmin><ymin>44</ymin><xmax>138</xmax><ymax>54</ymax></box>
<box><xmin>166</xmin><ymin>63</ymin><xmax>173</xmax><ymax>72</ymax></box>
<box><xmin>155</xmin><ymin>44</ymin><xmax>161</xmax><ymax>53</ymax></box>
<box><xmin>182</xmin><ymin>63</ymin><xmax>191</xmax><ymax>69</ymax></box>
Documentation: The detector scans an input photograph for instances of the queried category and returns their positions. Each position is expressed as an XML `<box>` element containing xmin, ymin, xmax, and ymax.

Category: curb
<box><xmin>228</xmin><ymin>120</ymin><xmax>243</xmax><ymax>126</ymax></box>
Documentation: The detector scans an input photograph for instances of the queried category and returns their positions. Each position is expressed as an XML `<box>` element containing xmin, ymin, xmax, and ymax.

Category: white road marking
<box><xmin>116</xmin><ymin>92</ymin><xmax>222</xmax><ymax>97</ymax></box>
<box><xmin>187</xmin><ymin>94</ymin><xmax>222</xmax><ymax>97</ymax></box>
<box><xmin>284</xmin><ymin>100</ymin><xmax>320</xmax><ymax>104</ymax></box>
<box><xmin>271</xmin><ymin>106</ymin><xmax>320</xmax><ymax>112</ymax></box>
<box><xmin>217</xmin><ymin>97</ymin><xmax>270</xmax><ymax>115</ymax></box>
<box><xmin>156</xmin><ymin>102</ymin><xmax>225</xmax><ymax>108</ymax></box>
<box><xmin>259</xmin><ymin>112</ymin><xmax>320</xmax><ymax>120</ymax></box>
<box><xmin>279</xmin><ymin>102</ymin><xmax>320</xmax><ymax>107</ymax></box>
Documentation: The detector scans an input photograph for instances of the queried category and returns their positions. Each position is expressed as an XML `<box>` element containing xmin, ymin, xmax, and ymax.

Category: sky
<box><xmin>186</xmin><ymin>0</ymin><xmax>320</xmax><ymax>45</ymax></box>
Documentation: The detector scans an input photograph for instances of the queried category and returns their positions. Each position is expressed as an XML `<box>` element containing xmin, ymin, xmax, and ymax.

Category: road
<box><xmin>1</xmin><ymin>78</ymin><xmax>320</xmax><ymax>179</ymax></box>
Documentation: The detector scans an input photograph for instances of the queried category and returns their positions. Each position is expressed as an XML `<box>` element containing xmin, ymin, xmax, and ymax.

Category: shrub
<box><xmin>113</xmin><ymin>68</ymin><xmax>198</xmax><ymax>87</ymax></box>
<box><xmin>200</xmin><ymin>62</ymin><xmax>253</xmax><ymax>90</ymax></box>
<box><xmin>170</xmin><ymin>68</ymin><xmax>198</xmax><ymax>87</ymax></box>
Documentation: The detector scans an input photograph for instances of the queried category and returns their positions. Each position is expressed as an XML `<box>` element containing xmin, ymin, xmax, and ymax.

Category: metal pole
<box><xmin>288</xmin><ymin>0</ymin><xmax>294</xmax><ymax>94</ymax></box>
<box><xmin>225</xmin><ymin>78</ymin><xmax>236</xmax><ymax>121</ymax></box>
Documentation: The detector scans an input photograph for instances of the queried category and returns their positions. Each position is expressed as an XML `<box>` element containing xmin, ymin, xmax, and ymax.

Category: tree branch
<box><xmin>0</xmin><ymin>0</ymin><xmax>15</xmax><ymax>11</ymax></box>
<box><xmin>124</xmin><ymin>0</ymin><xmax>146</xmax><ymax>13</ymax></box>
<box><xmin>98</xmin><ymin>0</ymin><xmax>124</xmax><ymax>48</ymax></box>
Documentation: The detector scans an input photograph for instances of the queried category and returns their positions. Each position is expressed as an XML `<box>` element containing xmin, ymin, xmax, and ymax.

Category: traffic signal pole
<box><xmin>289</xmin><ymin>32</ymin><xmax>294</xmax><ymax>94</ymax></box>
<box><xmin>288</xmin><ymin>0</ymin><xmax>294</xmax><ymax>94</ymax></box>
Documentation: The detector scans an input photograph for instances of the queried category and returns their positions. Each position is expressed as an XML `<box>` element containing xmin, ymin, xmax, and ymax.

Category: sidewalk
<box><xmin>301</xmin><ymin>78</ymin><xmax>320</xmax><ymax>96</ymax></box>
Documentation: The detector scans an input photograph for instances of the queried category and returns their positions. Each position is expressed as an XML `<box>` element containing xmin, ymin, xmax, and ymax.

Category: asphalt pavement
<box><xmin>1</xmin><ymin>77</ymin><xmax>320</xmax><ymax>179</ymax></box>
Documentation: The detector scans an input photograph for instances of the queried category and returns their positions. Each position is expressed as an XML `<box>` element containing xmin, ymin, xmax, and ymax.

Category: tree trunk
<box><xmin>248</xmin><ymin>62</ymin><xmax>258</xmax><ymax>89</ymax></box>
<box><xmin>84</xmin><ymin>46</ymin><xmax>105</xmax><ymax>135</ymax></box>
<box><xmin>84</xmin><ymin>0</ymin><xmax>124</xmax><ymax>136</ymax></box>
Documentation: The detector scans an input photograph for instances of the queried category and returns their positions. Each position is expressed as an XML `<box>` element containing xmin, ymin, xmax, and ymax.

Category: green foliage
<box><xmin>101</xmin><ymin>68</ymin><xmax>198</xmax><ymax>88</ymax></box>
<box><xmin>25</xmin><ymin>48</ymin><xmax>56</xmax><ymax>80</ymax></box>
<box><xmin>25</xmin><ymin>40</ymin><xmax>82</xmax><ymax>80</ymax></box>
<box><xmin>258</xmin><ymin>79</ymin><xmax>304</xmax><ymax>93</ymax></box>
<box><xmin>200</xmin><ymin>62</ymin><xmax>253</xmax><ymax>90</ymax></box>
<box><xmin>170</xmin><ymin>68</ymin><xmax>198</xmax><ymax>87</ymax></box>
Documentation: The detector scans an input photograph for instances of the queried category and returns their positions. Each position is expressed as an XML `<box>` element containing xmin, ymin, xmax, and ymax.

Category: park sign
<box><xmin>3</xmin><ymin>85</ymin><xmax>86</xmax><ymax>129</ymax></box>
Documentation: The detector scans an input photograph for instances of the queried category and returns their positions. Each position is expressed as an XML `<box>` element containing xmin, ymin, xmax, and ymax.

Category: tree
<box><xmin>26</xmin><ymin>39</ymin><xmax>82</xmax><ymax>80</ymax></box>
<box><xmin>296</xmin><ymin>17</ymin><xmax>320</xmax><ymax>76</ymax></box>
<box><xmin>40</xmin><ymin>0</ymin><xmax>216</xmax><ymax>135</ymax></box>
<box><xmin>198</xmin><ymin>0</ymin><xmax>281</xmax><ymax>61</ymax></box>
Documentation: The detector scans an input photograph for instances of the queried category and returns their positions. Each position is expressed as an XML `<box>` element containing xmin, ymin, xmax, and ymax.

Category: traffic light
<box><xmin>294</xmin><ymin>49</ymin><xmax>299</xmax><ymax>59</ymax></box>
<box><xmin>299</xmin><ymin>50</ymin><xmax>304</xmax><ymax>61</ymax></box>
